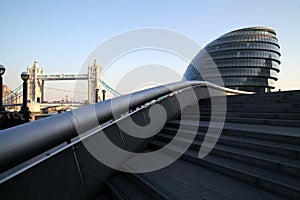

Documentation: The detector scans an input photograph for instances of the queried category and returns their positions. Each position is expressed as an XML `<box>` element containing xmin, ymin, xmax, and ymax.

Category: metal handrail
<box><xmin>0</xmin><ymin>86</ymin><xmax>189</xmax><ymax>184</ymax></box>
<box><xmin>0</xmin><ymin>81</ymin><xmax>253</xmax><ymax>173</ymax></box>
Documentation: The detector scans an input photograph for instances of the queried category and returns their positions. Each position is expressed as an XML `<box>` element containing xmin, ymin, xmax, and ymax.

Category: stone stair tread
<box><xmin>206</xmin><ymin>155</ymin><xmax>300</xmax><ymax>190</ymax></box>
<box><xmin>181</xmin><ymin>115</ymin><xmax>300</xmax><ymax>127</ymax></box>
<box><xmin>119</xmin><ymin>145</ymin><xmax>287</xmax><ymax>200</ymax></box>
<box><xmin>157</xmin><ymin>133</ymin><xmax>300</xmax><ymax>171</ymax></box>
<box><xmin>238</xmin><ymin>113</ymin><xmax>300</xmax><ymax>119</ymax></box>
<box><xmin>168</xmin><ymin>120</ymin><xmax>300</xmax><ymax>138</ymax></box>
<box><xmin>202</xmin><ymin>142</ymin><xmax>300</xmax><ymax>172</ymax></box>
<box><xmin>107</xmin><ymin>174</ymin><xmax>157</xmax><ymax>200</ymax></box>
<box><xmin>151</xmin><ymin>140</ymin><xmax>269</xmax><ymax>177</ymax></box>
<box><xmin>94</xmin><ymin>188</ymin><xmax>114</xmax><ymax>200</ymax></box>
<box><xmin>139</xmin><ymin>157</ymin><xmax>286</xmax><ymax>200</ymax></box>
<box><xmin>184</xmin><ymin>115</ymin><xmax>300</xmax><ymax>123</ymax></box>
<box><xmin>183</xmin><ymin>111</ymin><xmax>300</xmax><ymax>119</ymax></box>
<box><xmin>162</xmin><ymin>126</ymin><xmax>300</xmax><ymax>151</ymax></box>
<box><xmin>185</xmin><ymin>103</ymin><xmax>300</xmax><ymax>109</ymax></box>
<box><xmin>150</xmin><ymin>140</ymin><xmax>300</xmax><ymax>191</ymax></box>
<box><xmin>263</xmin><ymin>172</ymin><xmax>300</xmax><ymax>190</ymax></box>
<box><xmin>192</xmin><ymin>107</ymin><xmax>300</xmax><ymax>113</ymax></box>
<box><xmin>194</xmin><ymin>103</ymin><xmax>300</xmax><ymax>108</ymax></box>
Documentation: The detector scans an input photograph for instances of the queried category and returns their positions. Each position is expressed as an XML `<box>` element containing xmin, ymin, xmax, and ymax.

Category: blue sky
<box><xmin>1</xmin><ymin>0</ymin><xmax>300</xmax><ymax>100</ymax></box>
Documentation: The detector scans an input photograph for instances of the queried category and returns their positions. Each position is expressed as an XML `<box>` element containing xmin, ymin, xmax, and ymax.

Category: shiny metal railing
<box><xmin>0</xmin><ymin>81</ymin><xmax>253</xmax><ymax>173</ymax></box>
<box><xmin>0</xmin><ymin>81</ymin><xmax>255</xmax><ymax>199</ymax></box>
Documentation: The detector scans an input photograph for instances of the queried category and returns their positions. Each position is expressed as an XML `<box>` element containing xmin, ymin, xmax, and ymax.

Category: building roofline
<box><xmin>227</xmin><ymin>26</ymin><xmax>276</xmax><ymax>35</ymax></box>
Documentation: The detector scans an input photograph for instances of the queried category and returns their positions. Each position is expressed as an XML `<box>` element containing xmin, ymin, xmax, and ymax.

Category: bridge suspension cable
<box><xmin>100</xmin><ymin>80</ymin><xmax>122</xmax><ymax>97</ymax></box>
<box><xmin>3</xmin><ymin>84</ymin><xmax>23</xmax><ymax>104</ymax></box>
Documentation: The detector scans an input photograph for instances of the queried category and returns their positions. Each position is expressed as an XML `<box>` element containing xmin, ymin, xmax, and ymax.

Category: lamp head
<box><xmin>21</xmin><ymin>72</ymin><xmax>29</xmax><ymax>81</ymax></box>
<box><xmin>0</xmin><ymin>64</ymin><xmax>6</xmax><ymax>76</ymax></box>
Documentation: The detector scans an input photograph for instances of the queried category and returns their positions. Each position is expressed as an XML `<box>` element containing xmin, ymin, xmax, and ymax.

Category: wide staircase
<box><xmin>99</xmin><ymin>90</ymin><xmax>300</xmax><ymax>200</ymax></box>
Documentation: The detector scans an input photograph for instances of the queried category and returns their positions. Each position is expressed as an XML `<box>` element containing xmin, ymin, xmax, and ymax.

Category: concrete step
<box><xmin>192</xmin><ymin>92</ymin><xmax>300</xmax><ymax>108</ymax></box>
<box><xmin>198</xmin><ymin>104</ymin><xmax>300</xmax><ymax>110</ymax></box>
<box><xmin>225</xmin><ymin>97</ymin><xmax>300</xmax><ymax>105</ymax></box>
<box><xmin>105</xmin><ymin>173</ymin><xmax>172</xmax><ymax>200</ymax></box>
<box><xmin>226</xmin><ymin>96</ymin><xmax>300</xmax><ymax>103</ymax></box>
<box><xmin>197</xmin><ymin>93</ymin><xmax>300</xmax><ymax>104</ymax></box>
<box><xmin>166</xmin><ymin>120</ymin><xmax>300</xmax><ymax>145</ymax></box>
<box><xmin>186</xmin><ymin>108</ymin><xmax>300</xmax><ymax>115</ymax></box>
<box><xmin>237</xmin><ymin>112</ymin><xmax>300</xmax><ymax>120</ymax></box>
<box><xmin>181</xmin><ymin>114</ymin><xmax>300</xmax><ymax>127</ymax></box>
<box><xmin>198</xmin><ymin>90</ymin><xmax>300</xmax><ymax>100</ymax></box>
<box><xmin>94</xmin><ymin>186</ymin><xmax>114</xmax><ymax>200</ymax></box>
<box><xmin>185</xmin><ymin>105</ymin><xmax>300</xmax><ymax>113</ymax></box>
<box><xmin>161</xmin><ymin>127</ymin><xmax>300</xmax><ymax>159</ymax></box>
<box><xmin>193</xmin><ymin>102</ymin><xmax>300</xmax><ymax>109</ymax></box>
<box><xmin>118</xmin><ymin>155</ymin><xmax>286</xmax><ymax>200</ymax></box>
<box><xmin>150</xmin><ymin>140</ymin><xmax>300</xmax><ymax>200</ymax></box>
<box><xmin>204</xmin><ymin>91</ymin><xmax>300</xmax><ymax>103</ymax></box>
<box><xmin>156</xmin><ymin>133</ymin><xmax>300</xmax><ymax>178</ymax></box>
<box><xmin>183</xmin><ymin>111</ymin><xmax>300</xmax><ymax>120</ymax></box>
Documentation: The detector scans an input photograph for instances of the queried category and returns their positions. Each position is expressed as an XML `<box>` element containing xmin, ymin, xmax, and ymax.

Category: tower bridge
<box><xmin>27</xmin><ymin>60</ymin><xmax>101</xmax><ymax>104</ymax></box>
<box><xmin>3</xmin><ymin>59</ymin><xmax>122</xmax><ymax>107</ymax></box>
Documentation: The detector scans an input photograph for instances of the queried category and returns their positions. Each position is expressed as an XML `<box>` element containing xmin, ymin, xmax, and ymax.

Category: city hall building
<box><xmin>183</xmin><ymin>27</ymin><xmax>281</xmax><ymax>92</ymax></box>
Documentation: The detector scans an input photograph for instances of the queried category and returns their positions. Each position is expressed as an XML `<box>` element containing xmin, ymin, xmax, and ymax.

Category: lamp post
<box><xmin>20</xmin><ymin>72</ymin><xmax>31</xmax><ymax>122</ymax></box>
<box><xmin>102</xmin><ymin>89</ymin><xmax>106</xmax><ymax>101</ymax></box>
<box><xmin>0</xmin><ymin>64</ymin><xmax>6</xmax><ymax>112</ymax></box>
<box><xmin>95</xmin><ymin>88</ymin><xmax>99</xmax><ymax>103</ymax></box>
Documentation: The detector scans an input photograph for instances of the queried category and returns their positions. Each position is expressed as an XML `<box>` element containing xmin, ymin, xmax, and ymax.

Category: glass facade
<box><xmin>183</xmin><ymin>27</ymin><xmax>281</xmax><ymax>92</ymax></box>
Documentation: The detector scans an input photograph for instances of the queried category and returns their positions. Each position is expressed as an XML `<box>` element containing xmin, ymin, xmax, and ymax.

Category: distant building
<box><xmin>183</xmin><ymin>27</ymin><xmax>281</xmax><ymax>92</ymax></box>
<box><xmin>3</xmin><ymin>85</ymin><xmax>11</xmax><ymax>97</ymax></box>
<box><xmin>88</xmin><ymin>59</ymin><xmax>102</xmax><ymax>104</ymax></box>
<box><xmin>27</xmin><ymin>60</ymin><xmax>45</xmax><ymax>103</ymax></box>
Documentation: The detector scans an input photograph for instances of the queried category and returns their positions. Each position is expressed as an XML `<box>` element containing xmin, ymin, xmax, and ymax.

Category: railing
<box><xmin>0</xmin><ymin>81</ymin><xmax>193</xmax><ymax>171</ymax></box>
<box><xmin>0</xmin><ymin>81</ymin><xmax>253</xmax><ymax>199</ymax></box>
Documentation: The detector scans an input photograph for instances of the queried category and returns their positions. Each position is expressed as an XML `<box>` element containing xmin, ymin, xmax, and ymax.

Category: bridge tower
<box><xmin>88</xmin><ymin>59</ymin><xmax>102</xmax><ymax>104</ymax></box>
<box><xmin>27</xmin><ymin>60</ymin><xmax>44</xmax><ymax>103</ymax></box>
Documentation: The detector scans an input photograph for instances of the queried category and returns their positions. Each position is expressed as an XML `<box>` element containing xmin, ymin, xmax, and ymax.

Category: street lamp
<box><xmin>102</xmin><ymin>89</ymin><xmax>106</xmax><ymax>101</ymax></box>
<box><xmin>0</xmin><ymin>64</ymin><xmax>6</xmax><ymax>112</ymax></box>
<box><xmin>95</xmin><ymin>88</ymin><xmax>99</xmax><ymax>103</ymax></box>
<box><xmin>20</xmin><ymin>72</ymin><xmax>31</xmax><ymax>122</ymax></box>
<box><xmin>21</xmin><ymin>71</ymin><xmax>29</xmax><ymax>82</ymax></box>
